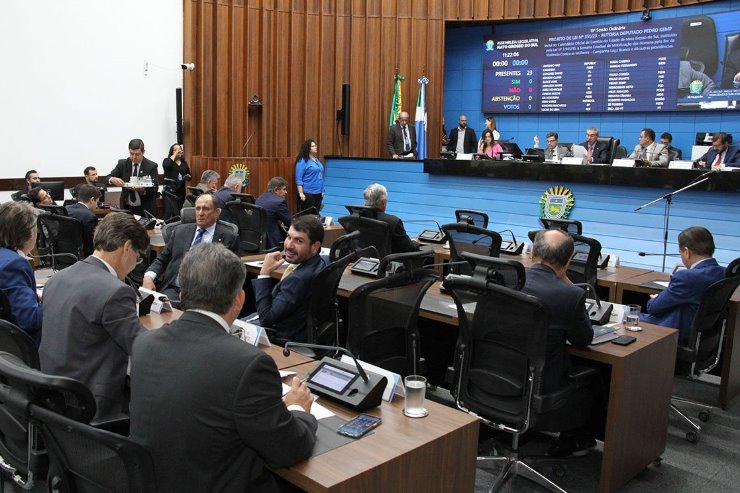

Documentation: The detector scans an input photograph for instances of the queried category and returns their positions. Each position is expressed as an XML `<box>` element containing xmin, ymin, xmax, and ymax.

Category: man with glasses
<box><xmin>27</xmin><ymin>187</ymin><xmax>54</xmax><ymax>207</ymax></box>
<box><xmin>544</xmin><ymin>132</ymin><xmax>570</xmax><ymax>161</ymax></box>
<box><xmin>579</xmin><ymin>127</ymin><xmax>609</xmax><ymax>164</ymax></box>
<box><xmin>39</xmin><ymin>212</ymin><xmax>150</xmax><ymax>420</ymax></box>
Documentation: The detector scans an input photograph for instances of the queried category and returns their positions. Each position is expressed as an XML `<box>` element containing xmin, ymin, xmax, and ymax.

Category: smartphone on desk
<box><xmin>611</xmin><ymin>335</ymin><xmax>636</xmax><ymax>346</ymax></box>
<box><xmin>337</xmin><ymin>414</ymin><xmax>382</xmax><ymax>438</ymax></box>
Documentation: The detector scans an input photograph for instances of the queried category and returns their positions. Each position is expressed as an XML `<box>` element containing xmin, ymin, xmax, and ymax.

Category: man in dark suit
<box><xmin>522</xmin><ymin>229</ymin><xmax>598</xmax><ymax>457</ymax></box>
<box><xmin>144</xmin><ymin>194</ymin><xmax>239</xmax><ymax>303</ymax></box>
<box><xmin>107</xmin><ymin>138</ymin><xmax>159</xmax><ymax>216</ymax></box>
<box><xmin>386</xmin><ymin>111</ymin><xmax>417</xmax><ymax>159</ymax></box>
<box><xmin>65</xmin><ymin>184</ymin><xmax>101</xmax><ymax>257</ymax></box>
<box><xmin>447</xmin><ymin>114</ymin><xmax>478</xmax><ymax>154</ymax></box>
<box><xmin>39</xmin><ymin>213</ymin><xmax>150</xmax><ymax>419</ymax></box>
<box><xmin>130</xmin><ymin>242</ymin><xmax>317</xmax><ymax>493</ymax></box>
<box><xmin>363</xmin><ymin>183</ymin><xmax>419</xmax><ymax>254</ymax></box>
<box><xmin>251</xmin><ymin>215</ymin><xmax>328</xmax><ymax>341</ymax></box>
<box><xmin>660</xmin><ymin>132</ymin><xmax>682</xmax><ymax>161</ymax></box>
<box><xmin>215</xmin><ymin>173</ymin><xmax>244</xmax><ymax>224</ymax></box>
<box><xmin>642</xmin><ymin>227</ymin><xmax>726</xmax><ymax>344</ymax></box>
<box><xmin>696</xmin><ymin>132</ymin><xmax>740</xmax><ymax>169</ymax></box>
<box><xmin>580</xmin><ymin>127</ymin><xmax>609</xmax><ymax>164</ymax></box>
<box><xmin>256</xmin><ymin>176</ymin><xmax>292</xmax><ymax>249</ymax></box>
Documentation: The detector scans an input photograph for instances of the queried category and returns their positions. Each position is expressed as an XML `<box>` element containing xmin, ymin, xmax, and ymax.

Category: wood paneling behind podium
<box><xmin>183</xmin><ymin>0</ymin><xmax>698</xmax><ymax>163</ymax></box>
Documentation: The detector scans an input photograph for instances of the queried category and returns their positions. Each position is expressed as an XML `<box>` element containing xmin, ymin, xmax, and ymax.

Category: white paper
<box><xmin>282</xmin><ymin>383</ymin><xmax>335</xmax><ymax>419</ymax></box>
<box><xmin>245</xmin><ymin>260</ymin><xmax>264</xmax><ymax>268</ymax></box>
<box><xmin>231</xmin><ymin>319</ymin><xmax>271</xmax><ymax>347</ymax></box>
<box><xmin>654</xmin><ymin>280</ymin><xmax>670</xmax><ymax>288</ymax></box>
<box><xmin>340</xmin><ymin>355</ymin><xmax>401</xmax><ymax>401</ymax></box>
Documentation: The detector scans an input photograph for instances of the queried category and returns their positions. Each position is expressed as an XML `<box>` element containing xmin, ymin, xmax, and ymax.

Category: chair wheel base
<box><xmin>686</xmin><ymin>431</ymin><xmax>700</xmax><ymax>443</ymax></box>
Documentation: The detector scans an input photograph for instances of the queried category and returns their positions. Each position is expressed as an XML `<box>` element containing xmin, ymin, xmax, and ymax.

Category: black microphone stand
<box><xmin>634</xmin><ymin>169</ymin><xmax>718</xmax><ymax>272</ymax></box>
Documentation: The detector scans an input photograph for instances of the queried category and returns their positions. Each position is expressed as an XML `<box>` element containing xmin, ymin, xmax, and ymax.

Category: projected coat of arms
<box><xmin>539</xmin><ymin>185</ymin><xmax>575</xmax><ymax>219</ymax></box>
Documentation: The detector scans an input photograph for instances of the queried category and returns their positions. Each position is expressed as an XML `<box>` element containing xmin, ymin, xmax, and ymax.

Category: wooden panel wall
<box><xmin>183</xmin><ymin>0</ymin><xmax>712</xmax><ymax>164</ymax></box>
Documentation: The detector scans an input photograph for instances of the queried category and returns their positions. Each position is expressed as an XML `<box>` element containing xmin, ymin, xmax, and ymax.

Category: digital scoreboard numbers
<box><xmin>482</xmin><ymin>18</ymin><xmax>685</xmax><ymax>113</ymax></box>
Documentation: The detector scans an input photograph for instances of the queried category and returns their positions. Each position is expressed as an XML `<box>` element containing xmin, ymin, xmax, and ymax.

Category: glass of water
<box><xmin>403</xmin><ymin>375</ymin><xmax>429</xmax><ymax>418</ymax></box>
<box><xmin>625</xmin><ymin>304</ymin><xmax>642</xmax><ymax>332</ymax></box>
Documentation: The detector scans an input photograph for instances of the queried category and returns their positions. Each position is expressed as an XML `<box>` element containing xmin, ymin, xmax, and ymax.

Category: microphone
<box><xmin>294</xmin><ymin>206</ymin><xmax>319</xmax><ymax>218</ymax></box>
<box><xmin>638</xmin><ymin>252</ymin><xmax>681</xmax><ymax>257</ymax></box>
<box><xmin>283</xmin><ymin>342</ymin><xmax>369</xmax><ymax>383</ymax></box>
<box><xmin>404</xmin><ymin>220</ymin><xmax>446</xmax><ymax>244</ymax></box>
<box><xmin>497</xmin><ymin>229</ymin><xmax>524</xmax><ymax>255</ymax></box>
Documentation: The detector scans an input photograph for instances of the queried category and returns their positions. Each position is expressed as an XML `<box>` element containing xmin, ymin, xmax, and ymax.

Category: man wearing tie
<box><xmin>697</xmin><ymin>132</ymin><xmax>740</xmax><ymax>169</ymax></box>
<box><xmin>544</xmin><ymin>132</ymin><xmax>571</xmax><ymax>161</ymax></box>
<box><xmin>628</xmin><ymin>128</ymin><xmax>669</xmax><ymax>167</ymax></box>
<box><xmin>108</xmin><ymin>138</ymin><xmax>159</xmax><ymax>216</ymax></box>
<box><xmin>144</xmin><ymin>194</ymin><xmax>239</xmax><ymax>304</ymax></box>
<box><xmin>579</xmin><ymin>127</ymin><xmax>609</xmax><ymax>164</ymax></box>
<box><xmin>386</xmin><ymin>111</ymin><xmax>417</xmax><ymax>159</ymax></box>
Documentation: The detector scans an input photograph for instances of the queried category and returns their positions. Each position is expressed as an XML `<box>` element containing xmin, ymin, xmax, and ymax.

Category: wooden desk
<box><xmin>322</xmin><ymin>224</ymin><xmax>345</xmax><ymax>247</ymax></box>
<box><xmin>275</xmin><ymin>361</ymin><xmax>478</xmax><ymax>493</ymax></box>
<box><xmin>616</xmin><ymin>270</ymin><xmax>740</xmax><ymax>410</ymax></box>
<box><xmin>148</xmin><ymin>229</ymin><xmax>164</xmax><ymax>255</ymax></box>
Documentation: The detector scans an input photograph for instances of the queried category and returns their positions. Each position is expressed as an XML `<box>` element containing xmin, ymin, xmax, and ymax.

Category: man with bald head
<box><xmin>387</xmin><ymin>111</ymin><xmax>417</xmax><ymax>159</ymax></box>
<box><xmin>521</xmin><ymin>229</ymin><xmax>598</xmax><ymax>457</ymax></box>
<box><xmin>447</xmin><ymin>114</ymin><xmax>478</xmax><ymax>154</ymax></box>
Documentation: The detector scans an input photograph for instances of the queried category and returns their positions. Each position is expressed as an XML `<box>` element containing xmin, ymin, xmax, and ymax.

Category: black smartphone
<box><xmin>611</xmin><ymin>335</ymin><xmax>637</xmax><ymax>346</ymax></box>
<box><xmin>337</xmin><ymin>414</ymin><xmax>382</xmax><ymax>438</ymax></box>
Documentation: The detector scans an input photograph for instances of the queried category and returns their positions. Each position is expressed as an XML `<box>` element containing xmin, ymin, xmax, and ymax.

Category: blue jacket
<box><xmin>641</xmin><ymin>258</ymin><xmax>725</xmax><ymax>345</ymax></box>
<box><xmin>698</xmin><ymin>145</ymin><xmax>740</xmax><ymax>168</ymax></box>
<box><xmin>295</xmin><ymin>158</ymin><xmax>324</xmax><ymax>194</ymax></box>
<box><xmin>0</xmin><ymin>247</ymin><xmax>43</xmax><ymax>345</ymax></box>
<box><xmin>255</xmin><ymin>192</ymin><xmax>292</xmax><ymax>249</ymax></box>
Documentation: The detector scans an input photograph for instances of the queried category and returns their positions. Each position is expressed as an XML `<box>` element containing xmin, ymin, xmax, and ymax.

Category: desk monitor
<box><xmin>499</xmin><ymin>142</ymin><xmax>523</xmax><ymax>158</ymax></box>
<box><xmin>32</xmin><ymin>181</ymin><xmax>66</xmax><ymax>202</ymax></box>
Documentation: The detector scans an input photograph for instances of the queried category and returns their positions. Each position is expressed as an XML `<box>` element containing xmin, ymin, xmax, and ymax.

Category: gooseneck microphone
<box><xmin>283</xmin><ymin>342</ymin><xmax>369</xmax><ymax>383</ymax></box>
<box><xmin>638</xmin><ymin>252</ymin><xmax>681</xmax><ymax>257</ymax></box>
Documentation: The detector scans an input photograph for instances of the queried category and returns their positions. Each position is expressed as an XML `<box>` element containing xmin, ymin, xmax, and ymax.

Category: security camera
<box><xmin>181</xmin><ymin>63</ymin><xmax>195</xmax><ymax>71</ymax></box>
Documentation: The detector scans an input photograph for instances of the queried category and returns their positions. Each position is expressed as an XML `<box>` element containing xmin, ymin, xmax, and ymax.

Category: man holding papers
<box><xmin>130</xmin><ymin>243</ymin><xmax>316</xmax><ymax>493</ymax></box>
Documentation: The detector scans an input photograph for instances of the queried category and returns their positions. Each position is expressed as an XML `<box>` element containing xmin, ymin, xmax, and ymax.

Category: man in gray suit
<box><xmin>628</xmin><ymin>128</ymin><xmax>669</xmax><ymax>167</ymax></box>
<box><xmin>544</xmin><ymin>132</ymin><xmax>571</xmax><ymax>161</ymax></box>
<box><xmin>143</xmin><ymin>194</ymin><xmax>239</xmax><ymax>303</ymax></box>
<box><xmin>39</xmin><ymin>212</ymin><xmax>151</xmax><ymax>419</ymax></box>
<box><xmin>130</xmin><ymin>243</ymin><xmax>317</xmax><ymax>493</ymax></box>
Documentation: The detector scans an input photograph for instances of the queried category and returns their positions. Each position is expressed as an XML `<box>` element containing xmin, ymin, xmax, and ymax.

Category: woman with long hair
<box><xmin>295</xmin><ymin>139</ymin><xmax>325</xmax><ymax>214</ymax></box>
<box><xmin>478</xmin><ymin>129</ymin><xmax>503</xmax><ymax>159</ymax></box>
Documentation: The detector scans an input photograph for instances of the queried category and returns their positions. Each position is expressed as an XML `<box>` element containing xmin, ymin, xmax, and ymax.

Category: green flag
<box><xmin>388</xmin><ymin>73</ymin><xmax>405</xmax><ymax>128</ymax></box>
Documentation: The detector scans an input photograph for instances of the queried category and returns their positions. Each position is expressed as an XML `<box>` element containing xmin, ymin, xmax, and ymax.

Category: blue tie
<box><xmin>192</xmin><ymin>227</ymin><xmax>205</xmax><ymax>246</ymax></box>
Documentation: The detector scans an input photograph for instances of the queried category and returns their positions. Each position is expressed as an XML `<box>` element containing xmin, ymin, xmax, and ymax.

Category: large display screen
<box><xmin>482</xmin><ymin>10</ymin><xmax>740</xmax><ymax>113</ymax></box>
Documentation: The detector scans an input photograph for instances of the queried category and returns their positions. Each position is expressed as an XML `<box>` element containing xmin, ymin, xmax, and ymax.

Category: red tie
<box><xmin>713</xmin><ymin>152</ymin><xmax>722</xmax><ymax>169</ymax></box>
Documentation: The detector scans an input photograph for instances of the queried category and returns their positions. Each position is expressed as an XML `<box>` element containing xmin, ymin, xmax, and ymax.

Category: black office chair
<box><xmin>455</xmin><ymin>209</ymin><xmax>489</xmax><ymax>228</ymax></box>
<box><xmin>36</xmin><ymin>213</ymin><xmax>85</xmax><ymax>270</ymax></box>
<box><xmin>161</xmin><ymin>188</ymin><xmax>182</xmax><ymax>222</ymax></box>
<box><xmin>0</xmin><ymin>290</ymin><xmax>12</xmax><ymax>323</ymax></box>
<box><xmin>461</xmin><ymin>251</ymin><xmax>526</xmax><ymax>290</ymax></box>
<box><xmin>671</xmin><ymin>275</ymin><xmax>740</xmax><ymax>443</ymax></box>
<box><xmin>445</xmin><ymin>278</ymin><xmax>596</xmax><ymax>492</ymax></box>
<box><xmin>539</xmin><ymin>218</ymin><xmax>583</xmax><ymax>235</ymax></box>
<box><xmin>39</xmin><ymin>204</ymin><xmax>68</xmax><ymax>216</ymax></box>
<box><xmin>377</xmin><ymin>249</ymin><xmax>433</xmax><ymax>279</ymax></box>
<box><xmin>441</xmin><ymin>223</ymin><xmax>502</xmax><ymax>276</ymax></box>
<box><xmin>329</xmin><ymin>230</ymin><xmax>363</xmax><ymax>261</ymax></box>
<box><xmin>162</xmin><ymin>207</ymin><xmax>238</xmax><ymax>243</ymax></box>
<box><xmin>344</xmin><ymin>204</ymin><xmax>378</xmax><ymax>218</ymax></box>
<box><xmin>614</xmin><ymin>145</ymin><xmax>628</xmax><ymax>159</ymax></box>
<box><xmin>225</xmin><ymin>201</ymin><xmax>268</xmax><ymax>255</ymax></box>
<box><xmin>726</xmin><ymin>257</ymin><xmax>740</xmax><ymax>277</ymax></box>
<box><xmin>566</xmin><ymin>234</ymin><xmax>602</xmax><ymax>287</ymax></box>
<box><xmin>338</xmin><ymin>215</ymin><xmax>392</xmax><ymax>259</ymax></box>
<box><xmin>0</xmin><ymin>319</ymin><xmax>39</xmax><ymax>369</ymax></box>
<box><xmin>347</xmin><ymin>268</ymin><xmax>438</xmax><ymax>377</ymax></box>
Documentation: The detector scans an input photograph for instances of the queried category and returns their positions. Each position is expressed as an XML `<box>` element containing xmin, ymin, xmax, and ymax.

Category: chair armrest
<box><xmin>91</xmin><ymin>414</ymin><xmax>130</xmax><ymax>435</ymax></box>
<box><xmin>568</xmin><ymin>366</ymin><xmax>598</xmax><ymax>388</ymax></box>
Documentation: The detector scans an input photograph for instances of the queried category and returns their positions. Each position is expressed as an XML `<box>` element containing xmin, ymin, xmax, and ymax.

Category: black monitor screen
<box><xmin>32</xmin><ymin>181</ymin><xmax>66</xmax><ymax>201</ymax></box>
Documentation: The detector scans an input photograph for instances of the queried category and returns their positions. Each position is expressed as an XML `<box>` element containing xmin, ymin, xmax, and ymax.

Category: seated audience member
<box><xmin>477</xmin><ymin>129</ymin><xmax>503</xmax><ymax>159</ymax></box>
<box><xmin>250</xmin><ymin>215</ymin><xmax>327</xmax><ymax>341</ymax></box>
<box><xmin>184</xmin><ymin>169</ymin><xmax>220</xmax><ymax>207</ymax></box>
<box><xmin>107</xmin><ymin>138</ymin><xmax>159</xmax><ymax>216</ymax></box>
<box><xmin>27</xmin><ymin>187</ymin><xmax>54</xmax><ymax>208</ymax></box>
<box><xmin>11</xmin><ymin>170</ymin><xmax>41</xmax><ymax>201</ymax></box>
<box><xmin>641</xmin><ymin>227</ymin><xmax>725</xmax><ymax>344</ymax></box>
<box><xmin>696</xmin><ymin>132</ymin><xmax>740</xmax><ymax>169</ymax></box>
<box><xmin>65</xmin><ymin>184</ymin><xmax>101</xmax><ymax>257</ymax></box>
<box><xmin>521</xmin><ymin>229</ymin><xmax>598</xmax><ymax>457</ymax></box>
<box><xmin>0</xmin><ymin>201</ymin><xmax>43</xmax><ymax>345</ymax></box>
<box><xmin>363</xmin><ymin>183</ymin><xmax>420</xmax><ymax>254</ymax></box>
<box><xmin>386</xmin><ymin>111</ymin><xmax>417</xmax><ymax>159</ymax></box>
<box><xmin>628</xmin><ymin>128</ymin><xmax>669</xmax><ymax>167</ymax></box>
<box><xmin>660</xmin><ymin>132</ymin><xmax>682</xmax><ymax>161</ymax></box>
<box><xmin>72</xmin><ymin>166</ymin><xmax>107</xmax><ymax>199</ymax></box>
<box><xmin>580</xmin><ymin>127</ymin><xmax>609</xmax><ymax>164</ymax></box>
<box><xmin>144</xmin><ymin>194</ymin><xmax>239</xmax><ymax>303</ymax></box>
<box><xmin>256</xmin><ymin>176</ymin><xmax>293</xmax><ymax>249</ymax></box>
<box><xmin>39</xmin><ymin>212</ymin><xmax>150</xmax><ymax>419</ymax></box>
<box><xmin>448</xmin><ymin>114</ymin><xmax>478</xmax><ymax>154</ymax></box>
<box><xmin>130</xmin><ymin>243</ymin><xmax>316</xmax><ymax>492</ymax></box>
<box><xmin>544</xmin><ymin>132</ymin><xmax>570</xmax><ymax>161</ymax></box>
<box><xmin>215</xmin><ymin>173</ymin><xmax>244</xmax><ymax>223</ymax></box>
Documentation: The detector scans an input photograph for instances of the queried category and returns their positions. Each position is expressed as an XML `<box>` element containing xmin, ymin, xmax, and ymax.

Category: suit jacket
<box><xmin>544</xmin><ymin>145</ymin><xmax>570</xmax><ymax>161</ymax></box>
<box><xmin>448</xmin><ymin>127</ymin><xmax>478</xmax><ymax>154</ymax></box>
<box><xmin>698</xmin><ymin>145</ymin><xmax>740</xmax><ymax>168</ymax></box>
<box><xmin>642</xmin><ymin>259</ymin><xmax>725</xmax><ymax>345</ymax></box>
<box><xmin>148</xmin><ymin>223</ymin><xmax>239</xmax><ymax>292</ymax></box>
<box><xmin>0</xmin><ymin>247</ymin><xmax>42</xmax><ymax>345</ymax></box>
<box><xmin>665</xmin><ymin>145</ymin><xmax>682</xmax><ymax>161</ymax></box>
<box><xmin>39</xmin><ymin>256</ymin><xmax>144</xmax><ymax>418</ymax></box>
<box><xmin>107</xmin><ymin>157</ymin><xmax>159</xmax><ymax>214</ymax></box>
<box><xmin>129</xmin><ymin>311</ymin><xmax>317</xmax><ymax>493</ymax></box>
<box><xmin>255</xmin><ymin>192</ymin><xmax>292</xmax><ymax>249</ymax></box>
<box><xmin>374</xmin><ymin>210</ymin><xmax>420</xmax><ymax>254</ymax></box>
<box><xmin>386</xmin><ymin>123</ymin><xmax>417</xmax><ymax>158</ymax></box>
<box><xmin>628</xmin><ymin>141</ymin><xmax>669</xmax><ymax>167</ymax></box>
<box><xmin>521</xmin><ymin>264</ymin><xmax>593</xmax><ymax>394</ymax></box>
<box><xmin>71</xmin><ymin>181</ymin><xmax>107</xmax><ymax>199</ymax></box>
<box><xmin>65</xmin><ymin>202</ymin><xmax>98</xmax><ymax>257</ymax></box>
<box><xmin>579</xmin><ymin>140</ymin><xmax>610</xmax><ymax>164</ymax></box>
<box><xmin>215</xmin><ymin>186</ymin><xmax>237</xmax><ymax>223</ymax></box>
<box><xmin>252</xmin><ymin>254</ymin><xmax>328</xmax><ymax>341</ymax></box>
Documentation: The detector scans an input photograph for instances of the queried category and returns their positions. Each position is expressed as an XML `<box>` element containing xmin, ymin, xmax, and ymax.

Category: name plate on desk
<box><xmin>561</xmin><ymin>157</ymin><xmax>584</xmax><ymax>165</ymax></box>
<box><xmin>669</xmin><ymin>160</ymin><xmax>694</xmax><ymax>169</ymax></box>
<box><xmin>231</xmin><ymin>319</ymin><xmax>270</xmax><ymax>347</ymax></box>
<box><xmin>612</xmin><ymin>159</ymin><xmax>636</xmax><ymax>167</ymax></box>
